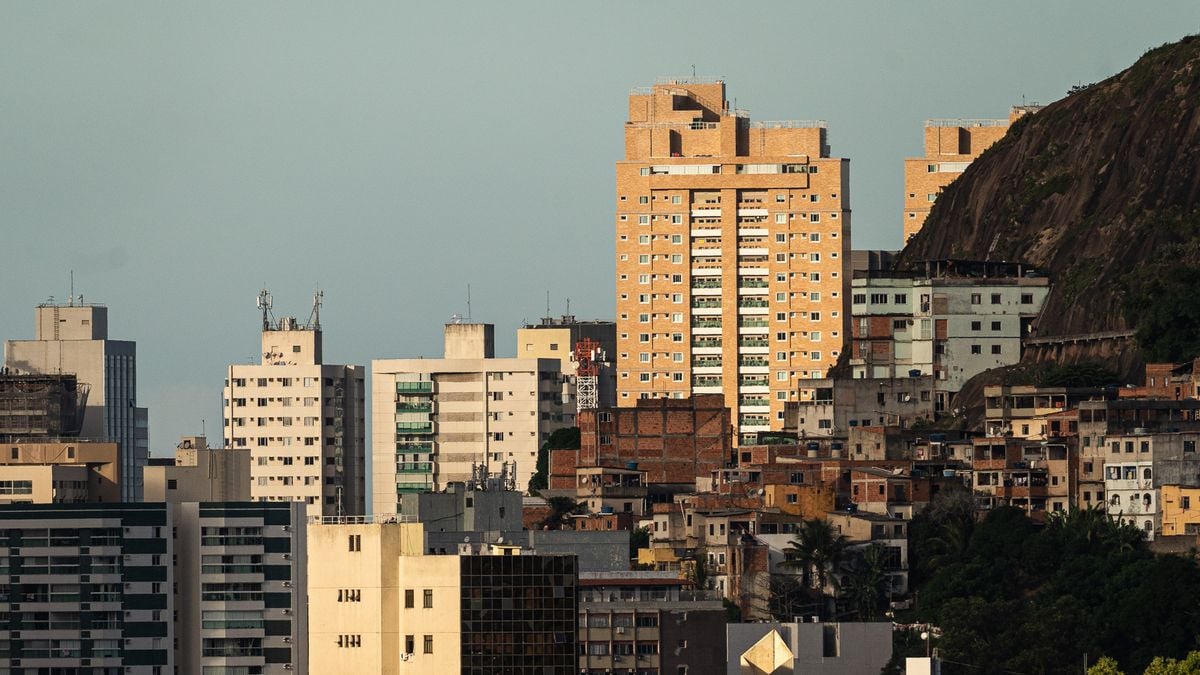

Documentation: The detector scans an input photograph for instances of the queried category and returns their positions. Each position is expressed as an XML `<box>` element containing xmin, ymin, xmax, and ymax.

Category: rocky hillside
<box><xmin>897</xmin><ymin>35</ymin><xmax>1200</xmax><ymax>370</ymax></box>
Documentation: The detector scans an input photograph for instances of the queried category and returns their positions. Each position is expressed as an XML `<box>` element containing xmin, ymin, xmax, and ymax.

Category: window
<box><xmin>810</xmin><ymin>253</ymin><xmax>820</xmax><ymax>263</ymax></box>
<box><xmin>639</xmin><ymin>196</ymin><xmax>648</xmax><ymax>204</ymax></box>
<box><xmin>852</xmin><ymin>294</ymin><xmax>866</xmax><ymax>304</ymax></box>
<box><xmin>423</xmin><ymin>635</ymin><xmax>434</xmax><ymax>654</ymax></box>
<box><xmin>638</xmin><ymin>215</ymin><xmax>649</xmax><ymax>224</ymax></box>
<box><xmin>639</xmin><ymin>255</ymin><xmax>649</xmax><ymax>264</ymax></box>
<box><xmin>348</xmin><ymin>535</ymin><xmax>361</xmax><ymax>552</ymax></box>
<box><xmin>776</xmin><ymin>213</ymin><xmax>787</xmax><ymax>224</ymax></box>
<box><xmin>810</xmin><ymin>213</ymin><xmax>820</xmax><ymax>222</ymax></box>
<box><xmin>991</xmin><ymin>345</ymin><xmax>1002</xmax><ymax>354</ymax></box>
<box><xmin>639</xmin><ymin>235</ymin><xmax>650</xmax><ymax>244</ymax></box>
<box><xmin>423</xmin><ymin>589</ymin><xmax>433</xmax><ymax>608</ymax></box>
<box><xmin>970</xmin><ymin>293</ymin><xmax>981</xmax><ymax>305</ymax></box>
<box><xmin>405</xmin><ymin>589</ymin><xmax>414</xmax><ymax>608</ymax></box>
<box><xmin>971</xmin><ymin>321</ymin><xmax>982</xmax><ymax>331</ymax></box>
<box><xmin>672</xmin><ymin>195</ymin><xmax>682</xmax><ymax>204</ymax></box>
<box><xmin>167</xmin><ymin>479</ymin><xmax>178</xmax><ymax>490</ymax></box>
<box><xmin>971</xmin><ymin>345</ymin><xmax>982</xmax><ymax>355</ymax></box>
<box><xmin>405</xmin><ymin>635</ymin><xmax>415</xmax><ymax>654</ymax></box>
<box><xmin>991</xmin><ymin>294</ymin><xmax>1002</xmax><ymax>304</ymax></box>
<box><xmin>1021</xmin><ymin>293</ymin><xmax>1034</xmax><ymax>305</ymax></box>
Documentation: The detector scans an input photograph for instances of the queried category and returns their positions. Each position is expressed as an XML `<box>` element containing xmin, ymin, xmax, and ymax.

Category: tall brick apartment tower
<box><xmin>901</xmin><ymin>106</ymin><xmax>1040</xmax><ymax>244</ymax></box>
<box><xmin>616</xmin><ymin>79</ymin><xmax>851</xmax><ymax>444</ymax></box>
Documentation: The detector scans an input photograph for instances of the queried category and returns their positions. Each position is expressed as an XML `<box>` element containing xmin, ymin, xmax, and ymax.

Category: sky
<box><xmin>2</xmin><ymin>2</ymin><xmax>1198</xmax><ymax>454</ymax></box>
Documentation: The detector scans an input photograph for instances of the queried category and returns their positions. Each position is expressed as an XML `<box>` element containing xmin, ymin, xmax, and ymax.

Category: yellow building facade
<box><xmin>616</xmin><ymin>79</ymin><xmax>851</xmax><ymax>443</ymax></box>
<box><xmin>1161</xmin><ymin>485</ymin><xmax>1200</xmax><ymax>537</ymax></box>
<box><xmin>308</xmin><ymin>520</ymin><xmax>579</xmax><ymax>673</ymax></box>
<box><xmin>901</xmin><ymin>107</ymin><xmax>1040</xmax><ymax>243</ymax></box>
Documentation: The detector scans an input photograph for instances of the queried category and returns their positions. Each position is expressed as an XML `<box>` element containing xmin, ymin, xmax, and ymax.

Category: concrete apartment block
<box><xmin>616</xmin><ymin>78</ymin><xmax>851</xmax><ymax>444</ymax></box>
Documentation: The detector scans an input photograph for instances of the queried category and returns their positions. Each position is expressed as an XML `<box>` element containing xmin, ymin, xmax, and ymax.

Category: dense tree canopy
<box><xmin>903</xmin><ymin>499</ymin><xmax>1200</xmax><ymax>674</ymax></box>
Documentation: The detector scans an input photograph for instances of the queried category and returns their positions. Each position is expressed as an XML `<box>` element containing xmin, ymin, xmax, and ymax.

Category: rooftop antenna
<box><xmin>566</xmin><ymin>297</ymin><xmax>571</xmax><ymax>317</ymax></box>
<box><xmin>467</xmin><ymin>284</ymin><xmax>472</xmax><ymax>322</ymax></box>
<box><xmin>69</xmin><ymin>271</ymin><xmax>74</xmax><ymax>306</ymax></box>
<box><xmin>546</xmin><ymin>290</ymin><xmax>551</xmax><ymax>319</ymax></box>
<box><xmin>256</xmin><ymin>288</ymin><xmax>273</xmax><ymax>330</ymax></box>
<box><xmin>691</xmin><ymin>64</ymin><xmax>696</xmax><ymax>80</ymax></box>
<box><xmin>308</xmin><ymin>289</ymin><xmax>323</xmax><ymax>329</ymax></box>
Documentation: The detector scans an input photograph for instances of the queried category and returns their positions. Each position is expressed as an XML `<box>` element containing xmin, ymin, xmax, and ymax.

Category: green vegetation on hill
<box><xmin>898</xmin><ymin>492</ymin><xmax>1200</xmax><ymax>674</ymax></box>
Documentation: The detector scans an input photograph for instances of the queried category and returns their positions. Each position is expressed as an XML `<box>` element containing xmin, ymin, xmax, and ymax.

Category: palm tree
<box><xmin>838</xmin><ymin>544</ymin><xmax>891</xmax><ymax>621</ymax></box>
<box><xmin>782</xmin><ymin>518</ymin><xmax>849</xmax><ymax>596</ymax></box>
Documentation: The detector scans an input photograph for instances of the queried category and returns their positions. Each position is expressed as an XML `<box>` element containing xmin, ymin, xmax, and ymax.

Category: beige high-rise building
<box><xmin>223</xmin><ymin>292</ymin><xmax>366</xmax><ymax>517</ymax></box>
<box><xmin>0</xmin><ymin>439</ymin><xmax>120</xmax><ymax>503</ymax></box>
<box><xmin>902</xmin><ymin>106</ymin><xmax>1041</xmax><ymax>243</ymax></box>
<box><xmin>516</xmin><ymin>316</ymin><xmax>617</xmax><ymax>417</ymax></box>
<box><xmin>617</xmin><ymin>79</ymin><xmax>851</xmax><ymax>444</ymax></box>
<box><xmin>144</xmin><ymin>435</ymin><xmax>251</xmax><ymax>502</ymax></box>
<box><xmin>5</xmin><ymin>302</ymin><xmax>148</xmax><ymax>500</ymax></box>
<box><xmin>371</xmin><ymin>322</ymin><xmax>568</xmax><ymax>513</ymax></box>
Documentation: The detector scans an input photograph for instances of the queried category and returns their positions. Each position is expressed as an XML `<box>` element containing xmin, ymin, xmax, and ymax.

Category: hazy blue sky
<box><xmin>2</xmin><ymin>2</ymin><xmax>1197</xmax><ymax>453</ymax></box>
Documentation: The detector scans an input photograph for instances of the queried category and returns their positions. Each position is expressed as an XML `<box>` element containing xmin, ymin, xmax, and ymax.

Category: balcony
<box><xmin>691</xmin><ymin>318</ymin><xmax>722</xmax><ymax>329</ymax></box>
<box><xmin>738</xmin><ymin>319</ymin><xmax>769</xmax><ymax>328</ymax></box>
<box><xmin>692</xmin><ymin>279</ymin><xmax>722</xmax><ymax>289</ymax></box>
<box><xmin>693</xmin><ymin>376</ymin><xmax>723</xmax><ymax>388</ymax></box>
<box><xmin>738</xmin><ymin>299</ymin><xmax>769</xmax><ymax>308</ymax></box>
<box><xmin>739</xmin><ymin>358</ymin><xmax>769</xmax><ymax>367</ymax></box>
<box><xmin>692</xmin><ymin>299</ymin><xmax>722</xmax><ymax>309</ymax></box>
<box><xmin>739</xmin><ymin>377</ymin><xmax>770</xmax><ymax>387</ymax></box>
<box><xmin>738</xmin><ymin>338</ymin><xmax>769</xmax><ymax>348</ymax></box>
<box><xmin>740</xmin><ymin>398</ymin><xmax>770</xmax><ymax>410</ymax></box>
<box><xmin>395</xmin><ymin>422</ymin><xmax>434</xmax><ymax>435</ymax></box>
<box><xmin>395</xmin><ymin>381</ymin><xmax>433</xmax><ymax>394</ymax></box>
<box><xmin>738</xmin><ymin>279</ymin><xmax>769</xmax><ymax>288</ymax></box>
<box><xmin>692</xmin><ymin>338</ymin><xmax>722</xmax><ymax>349</ymax></box>
<box><xmin>395</xmin><ymin>402</ymin><xmax>433</xmax><ymax>413</ymax></box>
<box><xmin>395</xmin><ymin>462</ymin><xmax>433</xmax><ymax>474</ymax></box>
<box><xmin>395</xmin><ymin>442</ymin><xmax>434</xmax><ymax>454</ymax></box>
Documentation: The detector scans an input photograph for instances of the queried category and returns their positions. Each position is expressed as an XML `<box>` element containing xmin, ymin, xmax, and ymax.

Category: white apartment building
<box><xmin>4</xmin><ymin>302</ymin><xmax>148</xmax><ymax>500</ymax></box>
<box><xmin>847</xmin><ymin>261</ymin><xmax>1049</xmax><ymax>412</ymax></box>
<box><xmin>371</xmin><ymin>323</ymin><xmax>568</xmax><ymax>514</ymax></box>
<box><xmin>223</xmin><ymin>293</ymin><xmax>366</xmax><ymax>517</ymax></box>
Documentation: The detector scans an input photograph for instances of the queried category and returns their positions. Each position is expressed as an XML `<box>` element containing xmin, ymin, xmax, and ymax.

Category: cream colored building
<box><xmin>902</xmin><ymin>106</ymin><xmax>1040</xmax><ymax>243</ymax></box>
<box><xmin>517</xmin><ymin>316</ymin><xmax>617</xmax><ymax>416</ymax></box>
<box><xmin>0</xmin><ymin>439</ymin><xmax>120</xmax><ymax>502</ymax></box>
<box><xmin>144</xmin><ymin>435</ymin><xmax>251</xmax><ymax>502</ymax></box>
<box><xmin>223</xmin><ymin>294</ymin><xmax>366</xmax><ymax>517</ymax></box>
<box><xmin>371</xmin><ymin>323</ymin><xmax>568</xmax><ymax>512</ymax></box>
<box><xmin>617</xmin><ymin>79</ymin><xmax>851</xmax><ymax>444</ymax></box>
<box><xmin>5</xmin><ymin>302</ymin><xmax>148</xmax><ymax>500</ymax></box>
<box><xmin>307</xmin><ymin>519</ymin><xmax>578</xmax><ymax>674</ymax></box>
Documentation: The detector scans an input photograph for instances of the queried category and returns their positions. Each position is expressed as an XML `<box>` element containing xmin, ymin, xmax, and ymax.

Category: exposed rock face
<box><xmin>897</xmin><ymin>35</ymin><xmax>1200</xmax><ymax>374</ymax></box>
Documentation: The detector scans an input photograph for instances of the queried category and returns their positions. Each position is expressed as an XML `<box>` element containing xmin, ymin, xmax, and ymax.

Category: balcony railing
<box><xmin>738</xmin><ymin>319</ymin><xmax>768</xmax><ymax>328</ymax></box>
<box><xmin>738</xmin><ymin>279</ymin><xmax>769</xmax><ymax>288</ymax></box>
<box><xmin>692</xmin><ymin>299</ymin><xmax>722</xmax><ymax>309</ymax></box>
<box><xmin>739</xmin><ymin>378</ymin><xmax>770</xmax><ymax>387</ymax></box>
<box><xmin>692</xmin><ymin>279</ymin><xmax>722</xmax><ymax>289</ymax></box>
<box><xmin>738</xmin><ymin>299</ymin><xmax>769</xmax><ymax>308</ymax></box>
<box><xmin>693</xmin><ymin>339</ymin><xmax>722</xmax><ymax>348</ymax></box>
<box><xmin>692</xmin><ymin>318</ymin><xmax>722</xmax><ymax>328</ymax></box>
<box><xmin>693</xmin><ymin>360</ymin><xmax>723</xmax><ymax>368</ymax></box>
<box><xmin>396</xmin><ymin>462</ymin><xmax>433</xmax><ymax>474</ymax></box>
<box><xmin>739</xmin><ymin>358</ymin><xmax>769</xmax><ymax>367</ymax></box>
<box><xmin>395</xmin><ymin>422</ymin><xmax>433</xmax><ymax>434</ymax></box>
<box><xmin>395</xmin><ymin>402</ymin><xmax>433</xmax><ymax>413</ymax></box>
<box><xmin>740</xmin><ymin>398</ymin><xmax>769</xmax><ymax>408</ymax></box>
<box><xmin>396</xmin><ymin>442</ymin><xmax>434</xmax><ymax>453</ymax></box>
<box><xmin>693</xmin><ymin>377</ymin><xmax>723</xmax><ymax>387</ymax></box>
<box><xmin>739</xmin><ymin>339</ymin><xmax>769</xmax><ymax>348</ymax></box>
<box><xmin>395</xmin><ymin>382</ymin><xmax>433</xmax><ymax>394</ymax></box>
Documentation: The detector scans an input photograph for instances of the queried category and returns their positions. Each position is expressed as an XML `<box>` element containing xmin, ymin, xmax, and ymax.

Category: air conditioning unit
<box><xmin>283</xmin><ymin>637</ymin><xmax>293</xmax><ymax>643</ymax></box>
<box><xmin>282</xmin><ymin>553</ymin><xmax>292</xmax><ymax>560</ymax></box>
<box><xmin>282</xmin><ymin>608</ymin><xmax>292</xmax><ymax>615</ymax></box>
<box><xmin>283</xmin><ymin>525</ymin><xmax>292</xmax><ymax>531</ymax></box>
<box><xmin>283</xmin><ymin>665</ymin><xmax>294</xmax><ymax>671</ymax></box>
<box><xmin>282</xmin><ymin>581</ymin><xmax>293</xmax><ymax>588</ymax></box>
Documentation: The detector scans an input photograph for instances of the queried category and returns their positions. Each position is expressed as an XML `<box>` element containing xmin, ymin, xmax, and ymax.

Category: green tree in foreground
<box><xmin>527</xmin><ymin>426</ymin><xmax>580</xmax><ymax>493</ymax></box>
